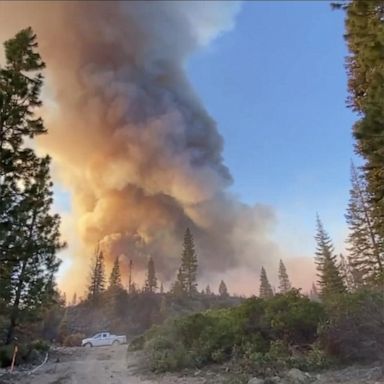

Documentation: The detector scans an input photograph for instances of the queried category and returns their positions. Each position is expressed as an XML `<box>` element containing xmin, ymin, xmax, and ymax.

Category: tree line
<box><xmin>84</xmin><ymin>227</ymin><xmax>230</xmax><ymax>301</ymax></box>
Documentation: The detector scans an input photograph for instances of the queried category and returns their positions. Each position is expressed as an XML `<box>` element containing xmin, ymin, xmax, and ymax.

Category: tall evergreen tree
<box><xmin>218</xmin><ymin>280</ymin><xmax>229</xmax><ymax>297</ymax></box>
<box><xmin>109</xmin><ymin>255</ymin><xmax>122</xmax><ymax>289</ymax></box>
<box><xmin>127</xmin><ymin>259</ymin><xmax>136</xmax><ymax>294</ymax></box>
<box><xmin>88</xmin><ymin>248</ymin><xmax>106</xmax><ymax>299</ymax></box>
<box><xmin>97</xmin><ymin>251</ymin><xmax>106</xmax><ymax>293</ymax></box>
<box><xmin>278</xmin><ymin>259</ymin><xmax>292</xmax><ymax>293</ymax></box>
<box><xmin>144</xmin><ymin>256</ymin><xmax>157</xmax><ymax>293</ymax></box>
<box><xmin>314</xmin><ymin>216</ymin><xmax>346</xmax><ymax>298</ymax></box>
<box><xmin>0</xmin><ymin>28</ymin><xmax>65</xmax><ymax>344</ymax></box>
<box><xmin>205</xmin><ymin>285</ymin><xmax>212</xmax><ymax>296</ymax></box>
<box><xmin>339</xmin><ymin>1</ymin><xmax>384</xmax><ymax>267</ymax></box>
<box><xmin>176</xmin><ymin>228</ymin><xmax>198</xmax><ymax>295</ymax></box>
<box><xmin>259</xmin><ymin>267</ymin><xmax>273</xmax><ymax>299</ymax></box>
<box><xmin>345</xmin><ymin>163</ymin><xmax>383</xmax><ymax>283</ymax></box>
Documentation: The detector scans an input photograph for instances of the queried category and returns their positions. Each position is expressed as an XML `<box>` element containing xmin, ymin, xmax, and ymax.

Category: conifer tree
<box><xmin>259</xmin><ymin>267</ymin><xmax>273</xmax><ymax>299</ymax></box>
<box><xmin>314</xmin><ymin>216</ymin><xmax>346</xmax><ymax>298</ymax></box>
<box><xmin>345</xmin><ymin>163</ymin><xmax>383</xmax><ymax>284</ymax></box>
<box><xmin>340</xmin><ymin>1</ymin><xmax>384</xmax><ymax>260</ymax></box>
<box><xmin>88</xmin><ymin>248</ymin><xmax>106</xmax><ymax>299</ymax></box>
<box><xmin>144</xmin><ymin>256</ymin><xmax>157</xmax><ymax>293</ymax></box>
<box><xmin>0</xmin><ymin>28</ymin><xmax>65</xmax><ymax>343</ymax></box>
<box><xmin>128</xmin><ymin>259</ymin><xmax>135</xmax><ymax>294</ymax></box>
<box><xmin>176</xmin><ymin>228</ymin><xmax>198</xmax><ymax>295</ymax></box>
<box><xmin>218</xmin><ymin>280</ymin><xmax>229</xmax><ymax>297</ymax></box>
<box><xmin>171</xmin><ymin>279</ymin><xmax>184</xmax><ymax>297</ymax></box>
<box><xmin>278</xmin><ymin>259</ymin><xmax>292</xmax><ymax>293</ymax></box>
<box><xmin>174</xmin><ymin>267</ymin><xmax>185</xmax><ymax>294</ymax></box>
<box><xmin>205</xmin><ymin>285</ymin><xmax>212</xmax><ymax>296</ymax></box>
<box><xmin>97</xmin><ymin>251</ymin><xmax>106</xmax><ymax>292</ymax></box>
<box><xmin>160</xmin><ymin>282</ymin><xmax>164</xmax><ymax>294</ymax></box>
<box><xmin>109</xmin><ymin>256</ymin><xmax>122</xmax><ymax>289</ymax></box>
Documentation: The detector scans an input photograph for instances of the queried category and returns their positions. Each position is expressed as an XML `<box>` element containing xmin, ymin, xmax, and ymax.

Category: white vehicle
<box><xmin>81</xmin><ymin>331</ymin><xmax>127</xmax><ymax>347</ymax></box>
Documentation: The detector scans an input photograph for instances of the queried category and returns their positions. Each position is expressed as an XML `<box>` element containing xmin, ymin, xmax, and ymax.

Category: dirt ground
<box><xmin>0</xmin><ymin>346</ymin><xmax>382</xmax><ymax>384</ymax></box>
<box><xmin>0</xmin><ymin>346</ymin><xmax>207</xmax><ymax>384</ymax></box>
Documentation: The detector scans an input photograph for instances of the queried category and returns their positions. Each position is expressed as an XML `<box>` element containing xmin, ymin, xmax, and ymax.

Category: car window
<box><xmin>93</xmin><ymin>334</ymin><xmax>101</xmax><ymax>339</ymax></box>
<box><xmin>102</xmin><ymin>333</ymin><xmax>107</xmax><ymax>338</ymax></box>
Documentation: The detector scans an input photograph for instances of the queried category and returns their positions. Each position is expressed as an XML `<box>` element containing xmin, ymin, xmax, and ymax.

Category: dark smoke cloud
<box><xmin>0</xmin><ymin>1</ymin><xmax>280</xmax><ymax>291</ymax></box>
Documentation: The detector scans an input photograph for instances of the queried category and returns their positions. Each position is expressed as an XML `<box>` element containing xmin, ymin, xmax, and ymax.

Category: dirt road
<box><xmin>0</xmin><ymin>346</ymin><xmax>207</xmax><ymax>384</ymax></box>
<box><xmin>1</xmin><ymin>346</ymin><xmax>383</xmax><ymax>384</ymax></box>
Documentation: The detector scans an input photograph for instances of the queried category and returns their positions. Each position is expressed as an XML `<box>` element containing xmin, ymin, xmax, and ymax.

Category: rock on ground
<box><xmin>248</xmin><ymin>378</ymin><xmax>265</xmax><ymax>384</ymax></box>
<box><xmin>285</xmin><ymin>368</ymin><xmax>311</xmax><ymax>384</ymax></box>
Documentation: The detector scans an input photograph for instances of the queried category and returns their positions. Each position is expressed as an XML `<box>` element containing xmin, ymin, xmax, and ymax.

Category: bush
<box><xmin>128</xmin><ymin>334</ymin><xmax>145</xmax><ymax>351</ymax></box>
<box><xmin>31</xmin><ymin>339</ymin><xmax>50</xmax><ymax>353</ymax></box>
<box><xmin>0</xmin><ymin>345</ymin><xmax>17</xmax><ymax>368</ymax></box>
<box><xmin>265</xmin><ymin>290</ymin><xmax>325</xmax><ymax>345</ymax></box>
<box><xmin>134</xmin><ymin>292</ymin><xmax>327</xmax><ymax>373</ymax></box>
<box><xmin>320</xmin><ymin>288</ymin><xmax>384</xmax><ymax>362</ymax></box>
<box><xmin>0</xmin><ymin>342</ymin><xmax>44</xmax><ymax>368</ymax></box>
<box><xmin>63</xmin><ymin>333</ymin><xmax>85</xmax><ymax>347</ymax></box>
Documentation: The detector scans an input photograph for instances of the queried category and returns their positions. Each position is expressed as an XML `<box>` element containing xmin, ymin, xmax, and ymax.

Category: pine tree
<box><xmin>259</xmin><ymin>267</ymin><xmax>273</xmax><ymax>299</ymax></box>
<box><xmin>160</xmin><ymin>282</ymin><xmax>164</xmax><ymax>294</ymax></box>
<box><xmin>339</xmin><ymin>1</ymin><xmax>384</xmax><ymax>268</ymax></box>
<box><xmin>278</xmin><ymin>259</ymin><xmax>292</xmax><ymax>293</ymax></box>
<box><xmin>176</xmin><ymin>228</ymin><xmax>198</xmax><ymax>295</ymax></box>
<box><xmin>144</xmin><ymin>256</ymin><xmax>157</xmax><ymax>293</ymax></box>
<box><xmin>218</xmin><ymin>280</ymin><xmax>229</xmax><ymax>297</ymax></box>
<box><xmin>314</xmin><ymin>216</ymin><xmax>346</xmax><ymax>298</ymax></box>
<box><xmin>205</xmin><ymin>285</ymin><xmax>212</xmax><ymax>296</ymax></box>
<box><xmin>128</xmin><ymin>259</ymin><xmax>135</xmax><ymax>294</ymax></box>
<box><xmin>109</xmin><ymin>256</ymin><xmax>122</xmax><ymax>289</ymax></box>
<box><xmin>175</xmin><ymin>267</ymin><xmax>185</xmax><ymax>294</ymax></box>
<box><xmin>0</xmin><ymin>28</ymin><xmax>65</xmax><ymax>344</ymax></box>
<box><xmin>345</xmin><ymin>163</ymin><xmax>383</xmax><ymax>284</ymax></box>
<box><xmin>88</xmin><ymin>247</ymin><xmax>106</xmax><ymax>299</ymax></box>
<box><xmin>97</xmin><ymin>251</ymin><xmax>106</xmax><ymax>293</ymax></box>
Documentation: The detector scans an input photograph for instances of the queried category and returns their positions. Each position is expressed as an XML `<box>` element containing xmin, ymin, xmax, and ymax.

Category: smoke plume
<box><xmin>0</xmin><ymin>1</ymin><xmax>280</xmax><ymax>292</ymax></box>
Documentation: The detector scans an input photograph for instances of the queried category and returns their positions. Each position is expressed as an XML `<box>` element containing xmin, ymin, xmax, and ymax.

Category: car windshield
<box><xmin>93</xmin><ymin>333</ymin><xmax>101</xmax><ymax>339</ymax></box>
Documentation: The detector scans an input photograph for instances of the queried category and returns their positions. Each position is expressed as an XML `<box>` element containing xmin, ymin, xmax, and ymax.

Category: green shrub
<box><xmin>265</xmin><ymin>289</ymin><xmax>325</xmax><ymax>345</ymax></box>
<box><xmin>0</xmin><ymin>343</ymin><xmax>34</xmax><ymax>368</ymax></box>
<box><xmin>0</xmin><ymin>345</ymin><xmax>16</xmax><ymax>368</ymax></box>
<box><xmin>320</xmin><ymin>288</ymin><xmax>384</xmax><ymax>362</ymax></box>
<box><xmin>128</xmin><ymin>334</ymin><xmax>145</xmax><ymax>351</ymax></box>
<box><xmin>145</xmin><ymin>333</ymin><xmax>190</xmax><ymax>372</ymax></box>
<box><xmin>31</xmin><ymin>339</ymin><xmax>50</xmax><ymax>352</ymax></box>
<box><xmin>134</xmin><ymin>292</ymin><xmax>327</xmax><ymax>373</ymax></box>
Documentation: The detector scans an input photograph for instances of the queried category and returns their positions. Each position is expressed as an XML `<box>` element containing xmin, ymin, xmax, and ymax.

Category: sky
<box><xmin>186</xmin><ymin>1</ymin><xmax>357</xmax><ymax>258</ymax></box>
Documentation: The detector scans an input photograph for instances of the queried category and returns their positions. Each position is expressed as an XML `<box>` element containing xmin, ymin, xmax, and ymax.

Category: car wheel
<box><xmin>112</xmin><ymin>340</ymin><xmax>120</xmax><ymax>346</ymax></box>
<box><xmin>84</xmin><ymin>342</ymin><xmax>92</xmax><ymax>348</ymax></box>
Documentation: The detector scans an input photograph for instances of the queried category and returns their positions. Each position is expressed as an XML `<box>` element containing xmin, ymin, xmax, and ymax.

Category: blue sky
<box><xmin>186</xmin><ymin>1</ymin><xmax>357</xmax><ymax>256</ymax></box>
